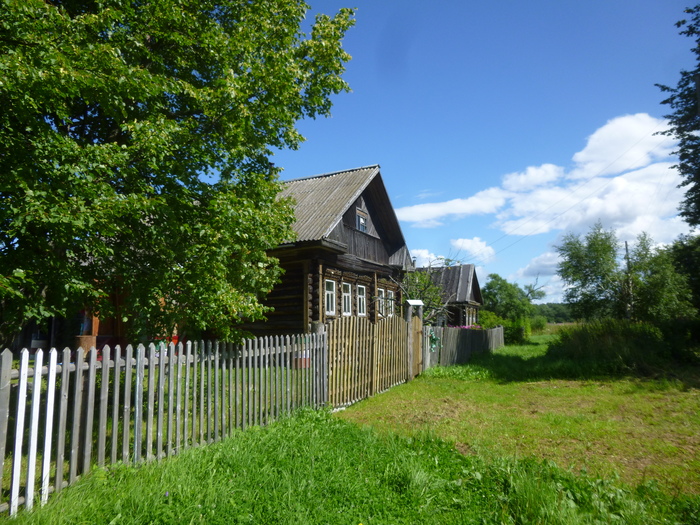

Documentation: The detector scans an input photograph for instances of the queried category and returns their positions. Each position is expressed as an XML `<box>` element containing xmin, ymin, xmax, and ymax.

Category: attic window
<box><xmin>356</xmin><ymin>209</ymin><xmax>368</xmax><ymax>232</ymax></box>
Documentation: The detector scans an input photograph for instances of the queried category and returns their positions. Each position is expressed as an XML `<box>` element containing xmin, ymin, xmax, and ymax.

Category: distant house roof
<box><xmin>419</xmin><ymin>264</ymin><xmax>483</xmax><ymax>306</ymax></box>
<box><xmin>279</xmin><ymin>165</ymin><xmax>407</xmax><ymax>249</ymax></box>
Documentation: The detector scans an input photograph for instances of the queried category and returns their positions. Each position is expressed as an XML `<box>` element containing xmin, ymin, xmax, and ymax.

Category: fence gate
<box><xmin>327</xmin><ymin>316</ymin><xmax>409</xmax><ymax>408</ymax></box>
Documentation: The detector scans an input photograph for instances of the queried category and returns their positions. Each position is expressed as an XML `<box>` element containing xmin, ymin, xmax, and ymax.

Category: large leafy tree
<box><xmin>667</xmin><ymin>233</ymin><xmax>700</xmax><ymax>312</ymax></box>
<box><xmin>556</xmin><ymin>224</ymin><xmax>696</xmax><ymax>321</ymax></box>
<box><xmin>0</xmin><ymin>0</ymin><xmax>355</xmax><ymax>343</ymax></box>
<box><xmin>481</xmin><ymin>274</ymin><xmax>535</xmax><ymax>321</ymax></box>
<box><xmin>627</xmin><ymin>233</ymin><xmax>696</xmax><ymax>322</ymax></box>
<box><xmin>556</xmin><ymin>222</ymin><xmax>620</xmax><ymax>320</ymax></box>
<box><xmin>657</xmin><ymin>4</ymin><xmax>700</xmax><ymax>227</ymax></box>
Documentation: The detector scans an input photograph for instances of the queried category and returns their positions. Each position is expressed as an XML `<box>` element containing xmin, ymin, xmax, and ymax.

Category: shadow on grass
<box><xmin>445</xmin><ymin>350</ymin><xmax>700</xmax><ymax>389</ymax></box>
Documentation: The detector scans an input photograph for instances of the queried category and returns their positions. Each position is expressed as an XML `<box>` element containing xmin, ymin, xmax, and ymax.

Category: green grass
<box><xmin>338</xmin><ymin>335</ymin><xmax>700</xmax><ymax>496</ymax></box>
<box><xmin>6</xmin><ymin>408</ymin><xmax>698</xmax><ymax>524</ymax></box>
<box><xmin>6</xmin><ymin>335</ymin><xmax>700</xmax><ymax>524</ymax></box>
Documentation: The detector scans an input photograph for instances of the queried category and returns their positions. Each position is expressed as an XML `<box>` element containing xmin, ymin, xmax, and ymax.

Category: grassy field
<box><xmin>337</xmin><ymin>334</ymin><xmax>700</xmax><ymax>496</ymax></box>
<box><xmin>5</xmin><ymin>335</ymin><xmax>700</xmax><ymax>524</ymax></box>
<box><xmin>6</xmin><ymin>408</ymin><xmax>699</xmax><ymax>524</ymax></box>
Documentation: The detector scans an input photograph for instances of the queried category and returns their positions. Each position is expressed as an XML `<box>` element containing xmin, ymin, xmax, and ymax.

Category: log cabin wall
<box><xmin>245</xmin><ymin>166</ymin><xmax>413</xmax><ymax>337</ymax></box>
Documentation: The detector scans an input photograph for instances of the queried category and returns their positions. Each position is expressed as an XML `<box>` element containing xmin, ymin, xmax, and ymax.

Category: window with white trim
<box><xmin>378</xmin><ymin>288</ymin><xmax>386</xmax><ymax>317</ymax></box>
<box><xmin>342</xmin><ymin>282</ymin><xmax>352</xmax><ymax>316</ymax></box>
<box><xmin>356</xmin><ymin>209</ymin><xmax>368</xmax><ymax>232</ymax></box>
<box><xmin>357</xmin><ymin>285</ymin><xmax>367</xmax><ymax>316</ymax></box>
<box><xmin>325</xmin><ymin>280</ymin><xmax>336</xmax><ymax>316</ymax></box>
<box><xmin>387</xmin><ymin>290</ymin><xmax>395</xmax><ymax>317</ymax></box>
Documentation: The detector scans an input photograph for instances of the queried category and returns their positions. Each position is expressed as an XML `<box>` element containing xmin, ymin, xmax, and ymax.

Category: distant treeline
<box><xmin>532</xmin><ymin>303</ymin><xmax>573</xmax><ymax>324</ymax></box>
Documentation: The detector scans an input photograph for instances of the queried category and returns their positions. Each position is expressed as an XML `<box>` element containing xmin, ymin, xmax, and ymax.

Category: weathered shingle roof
<box><xmin>419</xmin><ymin>264</ymin><xmax>482</xmax><ymax>305</ymax></box>
<box><xmin>279</xmin><ymin>165</ymin><xmax>382</xmax><ymax>242</ymax></box>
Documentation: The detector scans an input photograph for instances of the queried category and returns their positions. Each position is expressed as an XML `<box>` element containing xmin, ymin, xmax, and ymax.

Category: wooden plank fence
<box><xmin>0</xmin><ymin>334</ymin><xmax>326</xmax><ymax>516</ymax></box>
<box><xmin>327</xmin><ymin>316</ymin><xmax>410</xmax><ymax>408</ymax></box>
<box><xmin>422</xmin><ymin>325</ymin><xmax>504</xmax><ymax>369</ymax></box>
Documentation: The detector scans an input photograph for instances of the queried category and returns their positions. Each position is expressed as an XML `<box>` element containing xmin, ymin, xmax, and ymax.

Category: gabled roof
<box><xmin>419</xmin><ymin>264</ymin><xmax>483</xmax><ymax>306</ymax></box>
<box><xmin>279</xmin><ymin>165</ymin><xmax>406</xmax><ymax>248</ymax></box>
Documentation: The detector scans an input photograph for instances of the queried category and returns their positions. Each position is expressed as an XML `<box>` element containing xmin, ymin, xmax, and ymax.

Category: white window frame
<box><xmin>325</xmin><ymin>280</ymin><xmax>336</xmax><ymax>316</ymax></box>
<box><xmin>387</xmin><ymin>290</ymin><xmax>395</xmax><ymax>317</ymax></box>
<box><xmin>356</xmin><ymin>209</ymin><xmax>368</xmax><ymax>232</ymax></box>
<box><xmin>377</xmin><ymin>288</ymin><xmax>386</xmax><ymax>317</ymax></box>
<box><xmin>357</xmin><ymin>285</ymin><xmax>367</xmax><ymax>316</ymax></box>
<box><xmin>342</xmin><ymin>282</ymin><xmax>352</xmax><ymax>316</ymax></box>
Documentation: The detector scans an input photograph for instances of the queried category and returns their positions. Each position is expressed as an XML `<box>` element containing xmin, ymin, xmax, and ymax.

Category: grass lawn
<box><xmin>337</xmin><ymin>335</ymin><xmax>700</xmax><ymax>496</ymax></box>
<box><xmin>5</xmin><ymin>335</ymin><xmax>700</xmax><ymax>524</ymax></box>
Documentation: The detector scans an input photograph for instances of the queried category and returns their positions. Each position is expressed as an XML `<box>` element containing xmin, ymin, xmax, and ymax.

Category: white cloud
<box><xmin>495</xmin><ymin>161</ymin><xmax>684</xmax><ymax>240</ymax></box>
<box><xmin>514</xmin><ymin>251</ymin><xmax>560</xmax><ymax>279</ymax></box>
<box><xmin>410</xmin><ymin>248</ymin><xmax>442</xmax><ymax>267</ymax></box>
<box><xmin>397</xmin><ymin>113</ymin><xmax>692</xmax><ymax>303</ymax></box>
<box><xmin>511</xmin><ymin>253</ymin><xmax>565</xmax><ymax>303</ymax></box>
<box><xmin>502</xmin><ymin>164</ymin><xmax>564</xmax><ymax>192</ymax></box>
<box><xmin>395</xmin><ymin>187</ymin><xmax>510</xmax><ymax>227</ymax></box>
<box><xmin>450</xmin><ymin>237</ymin><xmax>495</xmax><ymax>264</ymax></box>
<box><xmin>570</xmin><ymin>113</ymin><xmax>675</xmax><ymax>179</ymax></box>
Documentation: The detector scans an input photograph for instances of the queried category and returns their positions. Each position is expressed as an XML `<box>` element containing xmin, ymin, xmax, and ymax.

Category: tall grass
<box><xmin>546</xmin><ymin>319</ymin><xmax>684</xmax><ymax>375</ymax></box>
<box><xmin>8</xmin><ymin>408</ymin><xmax>698</xmax><ymax>524</ymax></box>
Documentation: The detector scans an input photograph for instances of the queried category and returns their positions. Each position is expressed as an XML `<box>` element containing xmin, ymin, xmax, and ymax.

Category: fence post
<box><xmin>310</xmin><ymin>322</ymin><xmax>325</xmax><ymax>407</ymax></box>
<box><xmin>404</xmin><ymin>302</ymin><xmax>413</xmax><ymax>382</ymax></box>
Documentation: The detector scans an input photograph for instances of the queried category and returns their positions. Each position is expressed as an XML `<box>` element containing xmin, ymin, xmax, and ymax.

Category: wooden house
<box><xmin>250</xmin><ymin>165</ymin><xmax>414</xmax><ymax>335</ymax></box>
<box><xmin>419</xmin><ymin>264</ymin><xmax>482</xmax><ymax>326</ymax></box>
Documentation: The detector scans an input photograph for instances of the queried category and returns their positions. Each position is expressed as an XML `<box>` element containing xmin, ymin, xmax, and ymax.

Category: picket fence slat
<box><xmin>41</xmin><ymin>350</ymin><xmax>57</xmax><ymax>506</ymax></box>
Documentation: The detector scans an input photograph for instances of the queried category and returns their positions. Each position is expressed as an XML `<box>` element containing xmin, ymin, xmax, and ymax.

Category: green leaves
<box><xmin>481</xmin><ymin>274</ymin><xmax>534</xmax><ymax>321</ymax></box>
<box><xmin>556</xmin><ymin>224</ymin><xmax>697</xmax><ymax>322</ymax></box>
<box><xmin>1</xmin><ymin>0</ymin><xmax>354</xmax><ymax>343</ymax></box>
<box><xmin>658</xmin><ymin>5</ymin><xmax>700</xmax><ymax>227</ymax></box>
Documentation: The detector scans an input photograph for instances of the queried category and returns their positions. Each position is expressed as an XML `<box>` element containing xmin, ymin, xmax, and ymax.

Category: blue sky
<box><xmin>273</xmin><ymin>1</ymin><xmax>696</xmax><ymax>302</ymax></box>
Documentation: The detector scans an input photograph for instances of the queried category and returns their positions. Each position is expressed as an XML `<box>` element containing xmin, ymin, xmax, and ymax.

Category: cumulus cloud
<box><xmin>510</xmin><ymin>253</ymin><xmax>564</xmax><ymax>303</ymax></box>
<box><xmin>496</xmin><ymin>162</ymin><xmax>685</xmax><ymax>242</ymax></box>
<box><xmin>502</xmin><ymin>164</ymin><xmax>564</xmax><ymax>192</ymax></box>
<box><xmin>569</xmin><ymin>113</ymin><xmax>675</xmax><ymax>179</ymax></box>
<box><xmin>410</xmin><ymin>248</ymin><xmax>442</xmax><ymax>267</ymax></box>
<box><xmin>395</xmin><ymin>187</ymin><xmax>510</xmax><ymax>227</ymax></box>
<box><xmin>450</xmin><ymin>237</ymin><xmax>495</xmax><ymax>264</ymax></box>
<box><xmin>396</xmin><ymin>113</ymin><xmax>691</xmax><ymax>302</ymax></box>
<box><xmin>513</xmin><ymin>251</ymin><xmax>560</xmax><ymax>279</ymax></box>
<box><xmin>398</xmin><ymin>113</ymin><xmax>679</xmax><ymax>234</ymax></box>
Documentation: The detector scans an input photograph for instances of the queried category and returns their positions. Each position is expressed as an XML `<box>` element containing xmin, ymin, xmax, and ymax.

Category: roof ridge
<box><xmin>283</xmin><ymin>164</ymin><xmax>380</xmax><ymax>183</ymax></box>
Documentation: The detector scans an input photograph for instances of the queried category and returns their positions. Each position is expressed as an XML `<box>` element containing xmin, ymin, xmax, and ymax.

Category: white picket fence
<box><xmin>0</xmin><ymin>335</ymin><xmax>326</xmax><ymax>516</ymax></box>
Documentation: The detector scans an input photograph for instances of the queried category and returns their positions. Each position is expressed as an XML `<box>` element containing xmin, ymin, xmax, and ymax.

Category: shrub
<box><xmin>529</xmin><ymin>315</ymin><xmax>547</xmax><ymax>334</ymax></box>
<box><xmin>654</xmin><ymin>318</ymin><xmax>700</xmax><ymax>363</ymax></box>
<box><xmin>503</xmin><ymin>318</ymin><xmax>531</xmax><ymax>345</ymax></box>
<box><xmin>478</xmin><ymin>310</ymin><xmax>504</xmax><ymax>329</ymax></box>
<box><xmin>546</xmin><ymin>319</ymin><xmax>667</xmax><ymax>373</ymax></box>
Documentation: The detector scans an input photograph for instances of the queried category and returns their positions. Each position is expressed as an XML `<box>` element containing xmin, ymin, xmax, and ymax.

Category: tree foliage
<box><xmin>0</xmin><ymin>0</ymin><xmax>355</xmax><ymax>343</ymax></box>
<box><xmin>481</xmin><ymin>274</ymin><xmax>534</xmax><ymax>321</ymax></box>
<box><xmin>657</xmin><ymin>4</ymin><xmax>700</xmax><ymax>227</ymax></box>
<box><xmin>668</xmin><ymin>233</ymin><xmax>700</xmax><ymax>312</ymax></box>
<box><xmin>556</xmin><ymin>224</ymin><xmax>696</xmax><ymax>322</ymax></box>
<box><xmin>556</xmin><ymin>223</ymin><xmax>620</xmax><ymax>320</ymax></box>
<box><xmin>399</xmin><ymin>269</ymin><xmax>451</xmax><ymax>324</ymax></box>
<box><xmin>532</xmin><ymin>303</ymin><xmax>573</xmax><ymax>324</ymax></box>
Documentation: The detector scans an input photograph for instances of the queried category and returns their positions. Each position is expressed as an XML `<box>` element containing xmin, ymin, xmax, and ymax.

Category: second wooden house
<box><xmin>251</xmin><ymin>165</ymin><xmax>414</xmax><ymax>335</ymax></box>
